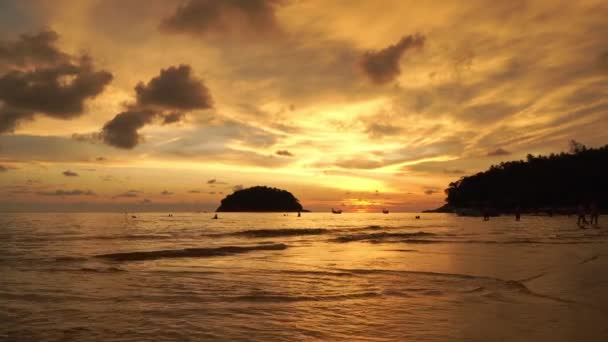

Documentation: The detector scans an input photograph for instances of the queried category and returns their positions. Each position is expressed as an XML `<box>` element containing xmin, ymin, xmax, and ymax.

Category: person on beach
<box><xmin>515</xmin><ymin>205</ymin><xmax>521</xmax><ymax>221</ymax></box>
<box><xmin>577</xmin><ymin>204</ymin><xmax>587</xmax><ymax>226</ymax></box>
<box><xmin>590</xmin><ymin>202</ymin><xmax>599</xmax><ymax>226</ymax></box>
<box><xmin>483</xmin><ymin>206</ymin><xmax>490</xmax><ymax>221</ymax></box>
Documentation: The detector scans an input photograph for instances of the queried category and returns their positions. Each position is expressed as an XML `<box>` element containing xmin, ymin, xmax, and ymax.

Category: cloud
<box><xmin>96</xmin><ymin>157</ymin><xmax>106</xmax><ymax>162</ymax></box>
<box><xmin>161</xmin><ymin>0</ymin><xmax>284</xmax><ymax>39</ymax></box>
<box><xmin>0</xmin><ymin>30</ymin><xmax>68</xmax><ymax>67</ymax></box>
<box><xmin>335</xmin><ymin>158</ymin><xmax>384</xmax><ymax>170</ymax></box>
<box><xmin>359</xmin><ymin>34</ymin><xmax>425</xmax><ymax>84</ymax></box>
<box><xmin>0</xmin><ymin>30</ymin><xmax>112</xmax><ymax>133</ymax></box>
<box><xmin>160</xmin><ymin>190</ymin><xmax>173</xmax><ymax>195</ymax></box>
<box><xmin>207</xmin><ymin>179</ymin><xmax>216</xmax><ymax>184</ymax></box>
<box><xmin>424</xmin><ymin>189</ymin><xmax>440</xmax><ymax>195</ymax></box>
<box><xmin>100</xmin><ymin>65</ymin><xmax>213</xmax><ymax>149</ymax></box>
<box><xmin>457</xmin><ymin>102</ymin><xmax>522</xmax><ymax>124</ymax></box>
<box><xmin>135</xmin><ymin>65</ymin><xmax>213</xmax><ymax>111</ymax></box>
<box><xmin>232</xmin><ymin>184</ymin><xmax>243</xmax><ymax>192</ymax></box>
<box><xmin>444</xmin><ymin>169</ymin><xmax>465</xmax><ymax>175</ymax></box>
<box><xmin>100</xmin><ymin>110</ymin><xmax>156</xmax><ymax>149</ymax></box>
<box><xmin>113</xmin><ymin>190</ymin><xmax>140</xmax><ymax>198</ymax></box>
<box><xmin>0</xmin><ymin>164</ymin><xmax>14</xmax><ymax>172</ymax></box>
<box><xmin>364</xmin><ymin>123</ymin><xmax>403</xmax><ymax>139</ymax></box>
<box><xmin>275</xmin><ymin>149</ymin><xmax>293</xmax><ymax>157</ymax></box>
<box><xmin>161</xmin><ymin>112</ymin><xmax>185</xmax><ymax>124</ymax></box>
<box><xmin>487</xmin><ymin>148</ymin><xmax>511</xmax><ymax>156</ymax></box>
<box><xmin>62</xmin><ymin>170</ymin><xmax>78</xmax><ymax>177</ymax></box>
<box><xmin>188</xmin><ymin>189</ymin><xmax>201</xmax><ymax>193</ymax></box>
<box><xmin>37</xmin><ymin>189</ymin><xmax>96</xmax><ymax>196</ymax></box>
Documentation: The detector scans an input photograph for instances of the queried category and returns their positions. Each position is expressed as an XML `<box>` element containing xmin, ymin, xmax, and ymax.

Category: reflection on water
<box><xmin>1</xmin><ymin>213</ymin><xmax>608</xmax><ymax>341</ymax></box>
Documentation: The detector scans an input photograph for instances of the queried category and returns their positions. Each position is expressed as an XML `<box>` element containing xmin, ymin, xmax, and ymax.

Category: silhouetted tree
<box><xmin>444</xmin><ymin>143</ymin><xmax>607</xmax><ymax>211</ymax></box>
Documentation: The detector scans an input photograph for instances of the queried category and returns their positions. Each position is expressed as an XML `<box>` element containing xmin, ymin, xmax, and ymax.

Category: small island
<box><xmin>216</xmin><ymin>186</ymin><xmax>306</xmax><ymax>212</ymax></box>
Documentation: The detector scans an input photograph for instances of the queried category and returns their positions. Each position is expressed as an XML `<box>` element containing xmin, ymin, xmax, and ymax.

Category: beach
<box><xmin>1</xmin><ymin>212</ymin><xmax>607</xmax><ymax>341</ymax></box>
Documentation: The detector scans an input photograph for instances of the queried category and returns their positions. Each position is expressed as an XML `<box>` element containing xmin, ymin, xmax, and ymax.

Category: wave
<box><xmin>16</xmin><ymin>233</ymin><xmax>174</xmax><ymax>242</ymax></box>
<box><xmin>336</xmin><ymin>236</ymin><xmax>604</xmax><ymax>245</ymax></box>
<box><xmin>47</xmin><ymin>266</ymin><xmax>125</xmax><ymax>273</ymax></box>
<box><xmin>331</xmin><ymin>231</ymin><xmax>435</xmax><ymax>243</ymax></box>
<box><xmin>95</xmin><ymin>244</ymin><xmax>288</xmax><ymax>261</ymax></box>
<box><xmin>233</xmin><ymin>228</ymin><xmax>327</xmax><ymax>238</ymax></box>
<box><xmin>229</xmin><ymin>291</ymin><xmax>380</xmax><ymax>303</ymax></box>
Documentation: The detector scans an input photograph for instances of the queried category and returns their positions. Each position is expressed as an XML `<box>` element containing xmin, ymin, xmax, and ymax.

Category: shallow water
<box><xmin>1</xmin><ymin>212</ymin><xmax>607</xmax><ymax>341</ymax></box>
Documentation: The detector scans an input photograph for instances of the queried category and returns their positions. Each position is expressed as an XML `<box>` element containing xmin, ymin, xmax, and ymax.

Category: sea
<box><xmin>1</xmin><ymin>212</ymin><xmax>607</xmax><ymax>341</ymax></box>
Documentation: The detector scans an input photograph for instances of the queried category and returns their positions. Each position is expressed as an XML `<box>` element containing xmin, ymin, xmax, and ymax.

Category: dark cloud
<box><xmin>207</xmin><ymin>179</ymin><xmax>227</xmax><ymax>185</ymax></box>
<box><xmin>160</xmin><ymin>190</ymin><xmax>173</xmax><ymax>195</ymax></box>
<box><xmin>162</xmin><ymin>112</ymin><xmax>186</xmax><ymax>124</ymax></box>
<box><xmin>232</xmin><ymin>184</ymin><xmax>243</xmax><ymax>192</ymax></box>
<box><xmin>0</xmin><ymin>58</ymin><xmax>113</xmax><ymax>116</ymax></box>
<box><xmin>96</xmin><ymin>157</ymin><xmax>106</xmax><ymax>161</ymax></box>
<box><xmin>135</xmin><ymin>65</ymin><xmax>212</xmax><ymax>110</ymax></box>
<box><xmin>62</xmin><ymin>170</ymin><xmax>78</xmax><ymax>177</ymax></box>
<box><xmin>359</xmin><ymin>34</ymin><xmax>425</xmax><ymax>84</ymax></box>
<box><xmin>37</xmin><ymin>189</ymin><xmax>96</xmax><ymax>196</ymax></box>
<box><xmin>0</xmin><ymin>31</ymin><xmax>112</xmax><ymax>133</ymax></box>
<box><xmin>275</xmin><ymin>149</ymin><xmax>293</xmax><ymax>157</ymax></box>
<box><xmin>101</xmin><ymin>65</ymin><xmax>213</xmax><ymax>149</ymax></box>
<box><xmin>161</xmin><ymin>0</ymin><xmax>284</xmax><ymax>39</ymax></box>
<box><xmin>0</xmin><ymin>107</ymin><xmax>34</xmax><ymax>133</ymax></box>
<box><xmin>444</xmin><ymin>168</ymin><xmax>465</xmax><ymax>175</ymax></box>
<box><xmin>487</xmin><ymin>148</ymin><xmax>511</xmax><ymax>156</ymax></box>
<box><xmin>188</xmin><ymin>190</ymin><xmax>201</xmax><ymax>193</ymax></box>
<box><xmin>424</xmin><ymin>189</ymin><xmax>440</xmax><ymax>195</ymax></box>
<box><xmin>0</xmin><ymin>30</ymin><xmax>68</xmax><ymax>67</ymax></box>
<box><xmin>100</xmin><ymin>110</ymin><xmax>156</xmax><ymax>149</ymax></box>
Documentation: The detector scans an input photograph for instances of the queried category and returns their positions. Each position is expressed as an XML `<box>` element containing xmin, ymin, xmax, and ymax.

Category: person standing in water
<box><xmin>590</xmin><ymin>202</ymin><xmax>599</xmax><ymax>226</ymax></box>
<box><xmin>577</xmin><ymin>204</ymin><xmax>587</xmax><ymax>226</ymax></box>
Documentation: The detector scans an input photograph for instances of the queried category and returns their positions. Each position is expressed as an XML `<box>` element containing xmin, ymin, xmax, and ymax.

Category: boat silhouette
<box><xmin>331</xmin><ymin>208</ymin><xmax>342</xmax><ymax>214</ymax></box>
<box><xmin>382</xmin><ymin>209</ymin><xmax>389</xmax><ymax>214</ymax></box>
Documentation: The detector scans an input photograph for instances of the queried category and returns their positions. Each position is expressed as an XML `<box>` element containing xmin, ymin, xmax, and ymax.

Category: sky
<box><xmin>1</xmin><ymin>0</ymin><xmax>607</xmax><ymax>212</ymax></box>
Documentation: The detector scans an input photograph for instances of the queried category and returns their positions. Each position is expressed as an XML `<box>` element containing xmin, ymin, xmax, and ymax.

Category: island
<box><xmin>216</xmin><ymin>186</ymin><xmax>307</xmax><ymax>212</ymax></box>
<box><xmin>426</xmin><ymin>141</ymin><xmax>607</xmax><ymax>215</ymax></box>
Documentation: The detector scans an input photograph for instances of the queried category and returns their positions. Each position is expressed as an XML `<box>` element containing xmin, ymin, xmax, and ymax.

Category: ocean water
<box><xmin>1</xmin><ymin>212</ymin><xmax>607</xmax><ymax>341</ymax></box>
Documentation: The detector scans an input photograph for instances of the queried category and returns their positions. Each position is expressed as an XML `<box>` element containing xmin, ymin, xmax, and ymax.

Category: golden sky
<box><xmin>1</xmin><ymin>0</ymin><xmax>607</xmax><ymax>212</ymax></box>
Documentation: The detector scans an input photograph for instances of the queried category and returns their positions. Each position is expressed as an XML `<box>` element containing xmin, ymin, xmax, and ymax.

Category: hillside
<box><xmin>437</xmin><ymin>141</ymin><xmax>607</xmax><ymax>212</ymax></box>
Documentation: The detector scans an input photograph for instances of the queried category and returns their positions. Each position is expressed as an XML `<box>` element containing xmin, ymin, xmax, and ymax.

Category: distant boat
<box><xmin>332</xmin><ymin>208</ymin><xmax>342</xmax><ymax>214</ymax></box>
<box><xmin>382</xmin><ymin>209</ymin><xmax>389</xmax><ymax>214</ymax></box>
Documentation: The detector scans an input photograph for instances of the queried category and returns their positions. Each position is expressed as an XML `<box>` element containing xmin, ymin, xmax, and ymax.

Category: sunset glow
<box><xmin>1</xmin><ymin>0</ymin><xmax>607</xmax><ymax>212</ymax></box>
